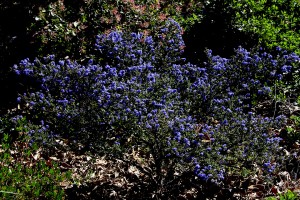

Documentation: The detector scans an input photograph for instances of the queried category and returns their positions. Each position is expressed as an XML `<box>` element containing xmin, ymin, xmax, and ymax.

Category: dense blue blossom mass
<box><xmin>13</xmin><ymin>19</ymin><xmax>300</xmax><ymax>183</ymax></box>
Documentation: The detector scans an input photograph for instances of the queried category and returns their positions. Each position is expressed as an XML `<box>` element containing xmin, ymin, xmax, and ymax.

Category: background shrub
<box><xmin>183</xmin><ymin>0</ymin><xmax>300</xmax><ymax>64</ymax></box>
<box><xmin>29</xmin><ymin>0</ymin><xmax>203</xmax><ymax>62</ymax></box>
<box><xmin>233</xmin><ymin>0</ymin><xmax>300</xmax><ymax>55</ymax></box>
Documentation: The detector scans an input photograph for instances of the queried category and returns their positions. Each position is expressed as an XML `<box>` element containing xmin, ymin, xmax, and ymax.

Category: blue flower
<box><xmin>242</xmin><ymin>83</ymin><xmax>248</xmax><ymax>88</ymax></box>
<box><xmin>183</xmin><ymin>138</ymin><xmax>190</xmax><ymax>147</ymax></box>
<box><xmin>198</xmin><ymin>173</ymin><xmax>208</xmax><ymax>181</ymax></box>
<box><xmin>145</xmin><ymin>122</ymin><xmax>152</xmax><ymax>129</ymax></box>
<box><xmin>145</xmin><ymin>36</ymin><xmax>153</xmax><ymax>45</ymax></box>
<box><xmin>226</xmin><ymin>108</ymin><xmax>232</xmax><ymax>113</ymax></box>
<box><xmin>15</xmin><ymin>70</ymin><xmax>20</xmax><ymax>75</ymax></box>
<box><xmin>262</xmin><ymin>86</ymin><xmax>271</xmax><ymax>94</ymax></box>
<box><xmin>174</xmin><ymin>131</ymin><xmax>181</xmax><ymax>142</ymax></box>
<box><xmin>160</xmin><ymin>28</ymin><xmax>168</xmax><ymax>33</ymax></box>
<box><xmin>228</xmin><ymin>91</ymin><xmax>234</xmax><ymax>97</ymax></box>
<box><xmin>281</xmin><ymin>65</ymin><xmax>292</xmax><ymax>73</ymax></box>
<box><xmin>24</xmin><ymin>68</ymin><xmax>33</xmax><ymax>75</ymax></box>
<box><xmin>217</xmin><ymin>172</ymin><xmax>224</xmax><ymax>180</ymax></box>
<box><xmin>270</xmin><ymin>71</ymin><xmax>276</xmax><ymax>77</ymax></box>
<box><xmin>222</xmin><ymin>119</ymin><xmax>228</xmax><ymax>125</ymax></box>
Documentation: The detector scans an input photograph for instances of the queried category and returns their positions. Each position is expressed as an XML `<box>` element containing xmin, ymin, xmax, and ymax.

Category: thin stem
<box><xmin>0</xmin><ymin>190</ymin><xmax>21</xmax><ymax>195</ymax></box>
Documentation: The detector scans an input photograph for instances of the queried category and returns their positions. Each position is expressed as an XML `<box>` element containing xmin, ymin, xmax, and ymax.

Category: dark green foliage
<box><xmin>266</xmin><ymin>190</ymin><xmax>298</xmax><ymax>200</ymax></box>
<box><xmin>233</xmin><ymin>0</ymin><xmax>300</xmax><ymax>54</ymax></box>
<box><xmin>183</xmin><ymin>0</ymin><xmax>300</xmax><ymax>63</ymax></box>
<box><xmin>0</xmin><ymin>132</ymin><xmax>71</xmax><ymax>199</ymax></box>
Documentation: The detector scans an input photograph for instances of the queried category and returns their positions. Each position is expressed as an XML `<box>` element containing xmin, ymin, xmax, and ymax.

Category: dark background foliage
<box><xmin>0</xmin><ymin>0</ymin><xmax>56</xmax><ymax>113</ymax></box>
<box><xmin>182</xmin><ymin>0</ymin><xmax>260</xmax><ymax>63</ymax></box>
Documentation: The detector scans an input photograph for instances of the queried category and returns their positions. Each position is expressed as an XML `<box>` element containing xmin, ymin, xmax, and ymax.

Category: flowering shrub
<box><xmin>13</xmin><ymin>19</ymin><xmax>300</xmax><ymax>196</ymax></box>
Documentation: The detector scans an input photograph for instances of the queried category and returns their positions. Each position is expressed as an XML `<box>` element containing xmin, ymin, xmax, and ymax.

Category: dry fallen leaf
<box><xmin>49</xmin><ymin>156</ymin><xmax>59</xmax><ymax>161</ymax></box>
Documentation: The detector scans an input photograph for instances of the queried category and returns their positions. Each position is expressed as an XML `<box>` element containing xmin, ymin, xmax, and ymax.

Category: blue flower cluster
<box><xmin>13</xmin><ymin>19</ymin><xmax>300</xmax><ymax>183</ymax></box>
<box><xmin>185</xmin><ymin>46</ymin><xmax>300</xmax><ymax>120</ymax></box>
<box><xmin>94</xmin><ymin>19</ymin><xmax>185</xmax><ymax>72</ymax></box>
